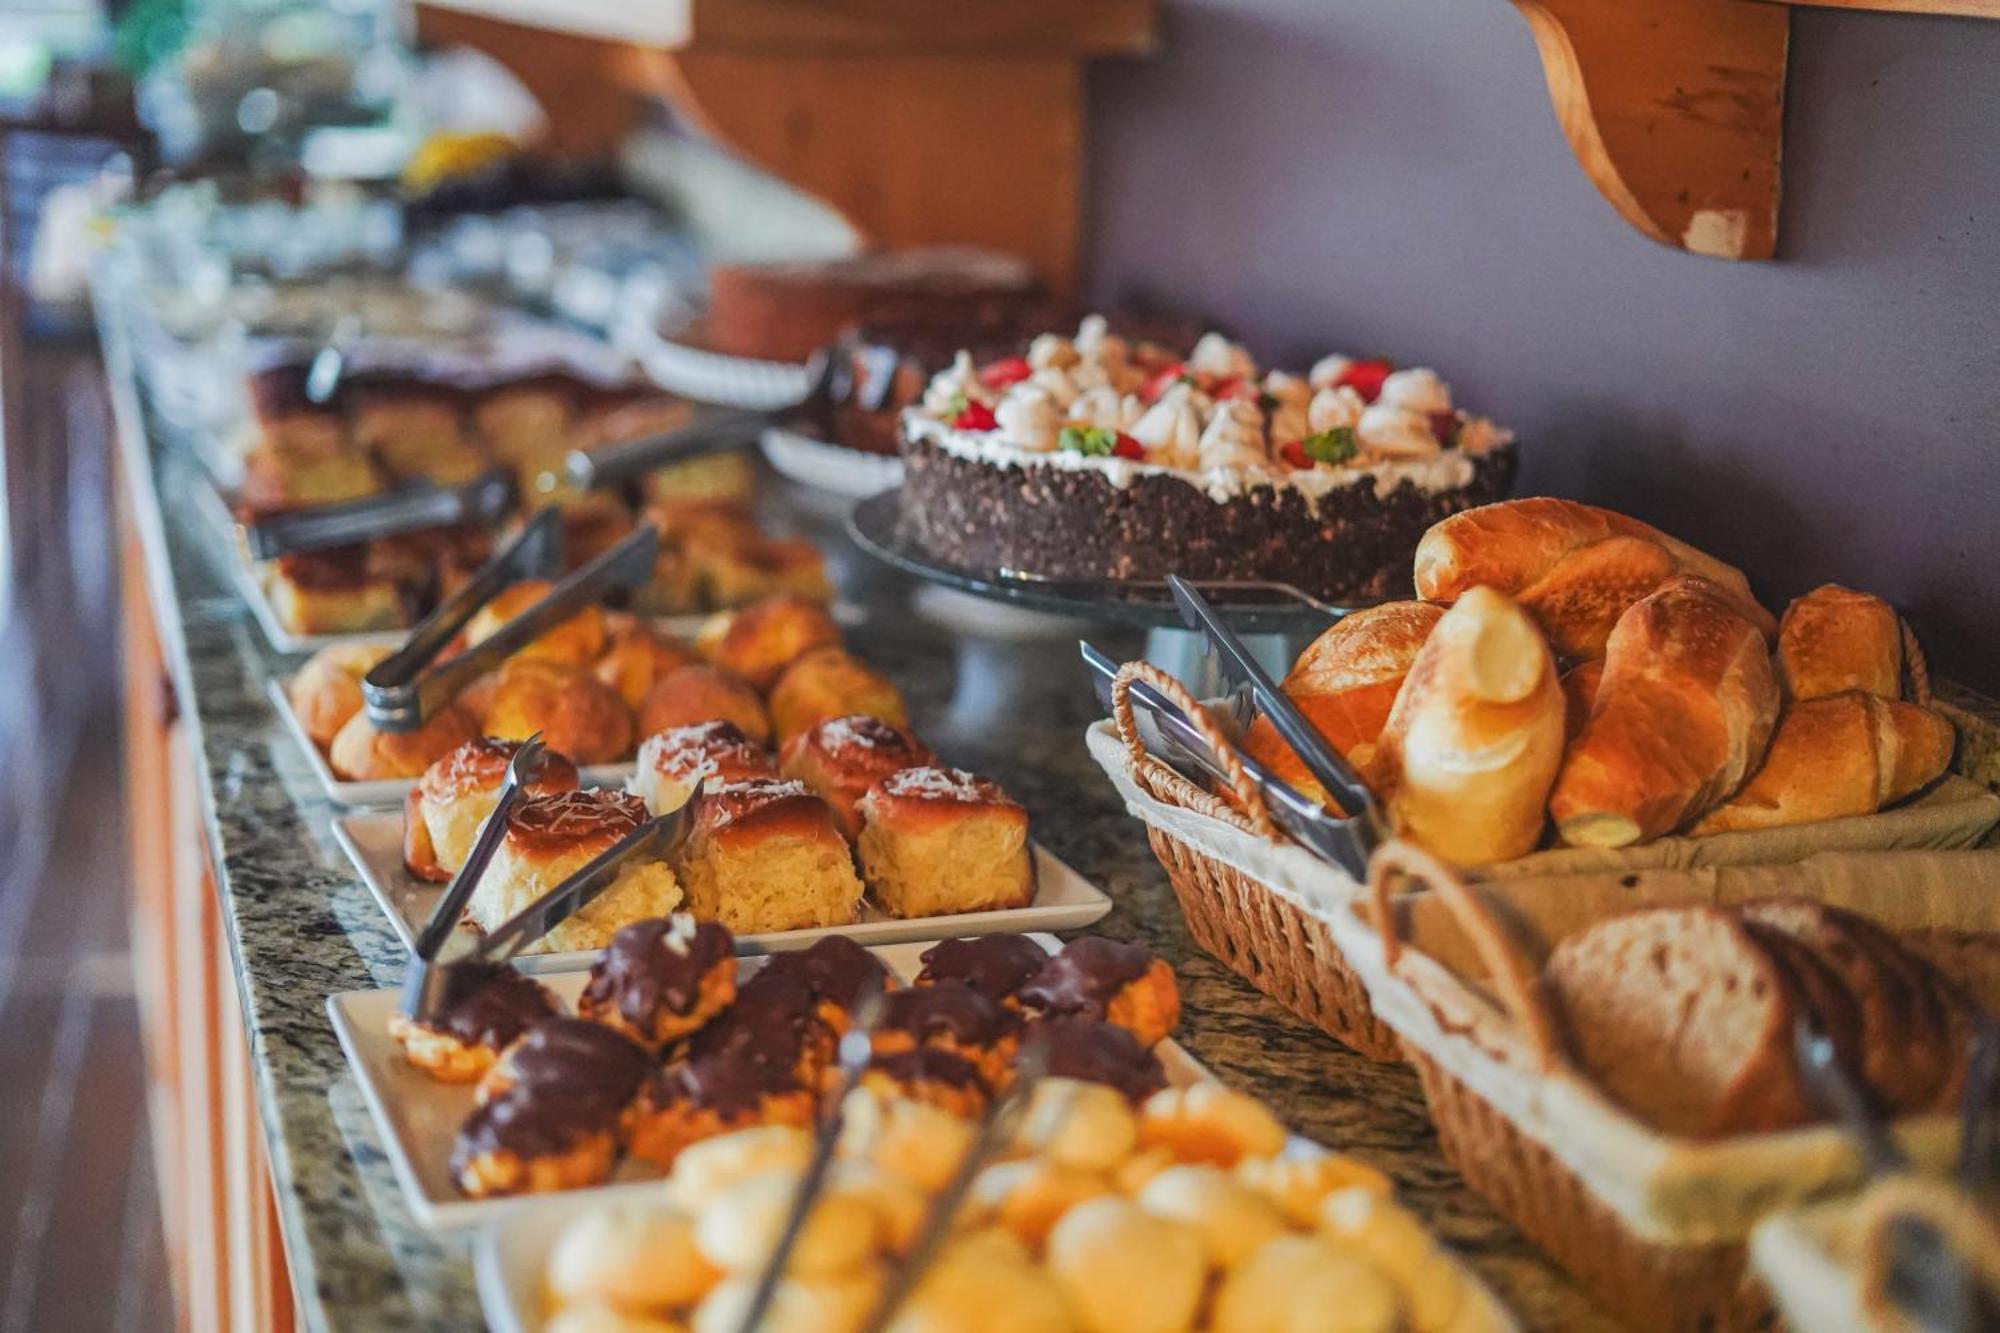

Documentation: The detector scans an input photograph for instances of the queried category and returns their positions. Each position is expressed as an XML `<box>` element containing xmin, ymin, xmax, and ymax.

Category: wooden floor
<box><xmin>0</xmin><ymin>342</ymin><xmax>175</xmax><ymax>1332</ymax></box>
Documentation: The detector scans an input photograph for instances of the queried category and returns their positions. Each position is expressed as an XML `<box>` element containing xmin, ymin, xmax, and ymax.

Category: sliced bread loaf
<box><xmin>1739</xmin><ymin>898</ymin><xmax>1948</xmax><ymax>1112</ymax></box>
<box><xmin>1545</xmin><ymin>905</ymin><xmax>1812</xmax><ymax>1138</ymax></box>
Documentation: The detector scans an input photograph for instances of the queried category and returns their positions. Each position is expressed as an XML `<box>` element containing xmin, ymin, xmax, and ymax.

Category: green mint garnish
<box><xmin>947</xmin><ymin>390</ymin><xmax>968</xmax><ymax>416</ymax></box>
<box><xmin>1302</xmin><ymin>426</ymin><xmax>1358</xmax><ymax>465</ymax></box>
<box><xmin>1059</xmin><ymin>425</ymin><xmax>1119</xmax><ymax>457</ymax></box>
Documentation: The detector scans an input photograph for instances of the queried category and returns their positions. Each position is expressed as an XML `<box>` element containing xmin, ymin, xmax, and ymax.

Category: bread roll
<box><xmin>416</xmin><ymin>737</ymin><xmax>582</xmax><ymax>876</ymax></box>
<box><xmin>631</xmin><ymin>720</ymin><xmax>777</xmax><ymax>815</ymax></box>
<box><xmin>780</xmin><ymin>715</ymin><xmax>934</xmax><ymax>838</ymax></box>
<box><xmin>471</xmin><ymin>789</ymin><xmax>683</xmax><ymax>953</ymax></box>
<box><xmin>1777</xmin><ymin>584</ymin><xmax>1903</xmax><ymax>701</ymax></box>
<box><xmin>767</xmin><ymin>647</ymin><xmax>907</xmax><ymax>747</ymax></box>
<box><xmin>1414</xmin><ymin>497</ymin><xmax>1775</xmax><ymax>660</ymax></box>
<box><xmin>327</xmin><ymin>704</ymin><xmax>481</xmax><ymax>781</ymax></box>
<box><xmin>673</xmin><ymin>779</ymin><xmax>864</xmax><ymax>933</ymax></box>
<box><xmin>1240</xmin><ymin>601</ymin><xmax>1441</xmax><ymax>801</ymax></box>
<box><xmin>483</xmin><ymin>658</ymin><xmax>635</xmax><ymax>765</ymax></box>
<box><xmin>288</xmin><ymin>643</ymin><xmax>393</xmax><ymax>748</ymax></box>
<box><xmin>1549</xmin><ymin>576</ymin><xmax>1780</xmax><ymax>847</ymax></box>
<box><xmin>267</xmin><ymin>547</ymin><xmax>405</xmax><ymax>636</ymax></box>
<box><xmin>638</xmin><ymin>664</ymin><xmax>772</xmax><ymax>747</ymax></box>
<box><xmin>1691</xmin><ymin>692</ymin><xmax>1954</xmax><ymax>834</ymax></box>
<box><xmin>855</xmin><ymin>767</ymin><xmax>1035</xmax><ymax>918</ymax></box>
<box><xmin>695</xmin><ymin>595</ymin><xmax>842</xmax><ymax>690</ymax></box>
<box><xmin>594</xmin><ymin>621</ymin><xmax>700</xmax><ymax>712</ymax></box>
<box><xmin>1367</xmin><ymin>587</ymin><xmax>1565</xmax><ymax>863</ymax></box>
<box><xmin>466</xmin><ymin>580</ymin><xmax>607</xmax><ymax>667</ymax></box>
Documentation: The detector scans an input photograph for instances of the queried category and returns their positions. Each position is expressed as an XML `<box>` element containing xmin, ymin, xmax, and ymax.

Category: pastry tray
<box><xmin>267</xmin><ymin>678</ymin><xmax>636</xmax><ymax>807</ymax></box>
<box><xmin>331</xmin><ymin>808</ymin><xmax>1114</xmax><ymax>970</ymax></box>
<box><xmin>206</xmin><ymin>486</ymin><xmax>713</xmax><ymax>655</ymax></box>
<box><xmin>330</xmin><ymin>937</ymin><xmax>1112</xmax><ymax>1231</ymax></box>
<box><xmin>759</xmin><ymin>425</ymin><xmax>903</xmax><ymax>500</ymax></box>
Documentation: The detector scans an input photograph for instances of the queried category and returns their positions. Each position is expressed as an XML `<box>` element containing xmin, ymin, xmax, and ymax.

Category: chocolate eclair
<box><xmin>474</xmin><ymin>1016</ymin><xmax>652</xmax><ymax>1113</ymax></box>
<box><xmin>916</xmin><ymin>935</ymin><xmax>1050</xmax><ymax>1007</ymax></box>
<box><xmin>1019</xmin><ymin>1017</ymin><xmax>1169</xmax><ymax>1105</ymax></box>
<box><xmin>451</xmin><ymin>1084</ymin><xmax>622</xmax><ymax>1198</ymax></box>
<box><xmin>1019</xmin><ymin>936</ymin><xmax>1182</xmax><ymax>1047</ymax></box>
<box><xmin>872</xmin><ymin>981</ymin><xmax>1018</xmax><ymax>1088</ymax></box>
<box><xmin>623</xmin><ymin>1051</ymin><xmax>815</xmax><ymax>1168</ymax></box>
<box><xmin>861</xmin><ymin>1047</ymin><xmax>989</xmax><ymax>1118</ymax></box>
<box><xmin>578</xmin><ymin>915</ymin><xmax>737</xmax><ymax>1049</ymax></box>
<box><xmin>684</xmin><ymin>969</ymin><xmax>831</xmax><ymax>1085</ymax></box>
<box><xmin>758</xmin><ymin>935</ymin><xmax>894</xmax><ymax>1032</ymax></box>
<box><xmin>386</xmin><ymin>963</ymin><xmax>561</xmax><ymax>1083</ymax></box>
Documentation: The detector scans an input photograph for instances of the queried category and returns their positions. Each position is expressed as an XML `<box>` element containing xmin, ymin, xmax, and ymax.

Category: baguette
<box><xmin>1690</xmin><ymin>692</ymin><xmax>1955</xmax><ymax>834</ymax></box>
<box><xmin>1558</xmin><ymin>659</ymin><xmax>1602</xmax><ymax>742</ymax></box>
<box><xmin>1367</xmin><ymin>587</ymin><xmax>1564</xmax><ymax>863</ymax></box>
<box><xmin>1545</xmin><ymin>905</ymin><xmax>1812</xmax><ymax>1138</ymax></box>
<box><xmin>1241</xmin><ymin>601</ymin><xmax>1442</xmax><ymax>801</ymax></box>
<box><xmin>1549</xmin><ymin>576</ymin><xmax>1780</xmax><ymax>848</ymax></box>
<box><xmin>1414</xmin><ymin>498</ymin><xmax>1775</xmax><ymax>660</ymax></box>
<box><xmin>1777</xmin><ymin>584</ymin><xmax>1902</xmax><ymax>702</ymax></box>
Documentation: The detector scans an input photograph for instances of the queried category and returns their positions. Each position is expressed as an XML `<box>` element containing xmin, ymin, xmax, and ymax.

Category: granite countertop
<box><xmin>103</xmin><ymin>328</ymin><xmax>1624</xmax><ymax>1330</ymax></box>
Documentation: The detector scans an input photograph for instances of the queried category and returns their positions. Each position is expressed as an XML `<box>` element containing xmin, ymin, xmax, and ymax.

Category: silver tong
<box><xmin>243</xmin><ymin>469</ymin><xmax>514</xmax><ymax>561</ymax></box>
<box><xmin>856</xmin><ymin>1051</ymin><xmax>1052</xmax><ymax>1332</ymax></box>
<box><xmin>400</xmin><ymin>772</ymin><xmax>705</xmax><ymax>1026</ymax></box>
<box><xmin>566</xmin><ymin>337</ymin><xmax>898</xmax><ymax>493</ymax></box>
<box><xmin>361</xmin><ymin>507</ymin><xmax>659</xmax><ymax>732</ymax></box>
<box><xmin>1793</xmin><ymin>1016</ymin><xmax>2000</xmax><ymax>1331</ymax></box>
<box><xmin>732</xmin><ymin>991</ymin><xmax>889</xmax><ymax>1333</ymax></box>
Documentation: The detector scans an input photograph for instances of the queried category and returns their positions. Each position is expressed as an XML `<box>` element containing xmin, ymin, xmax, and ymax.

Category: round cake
<box><xmin>895</xmin><ymin>316</ymin><xmax>1517</xmax><ymax>601</ymax></box>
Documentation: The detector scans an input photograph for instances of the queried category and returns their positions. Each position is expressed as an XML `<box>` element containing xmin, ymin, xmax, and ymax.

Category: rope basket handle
<box><xmin>1854</xmin><ymin>1175</ymin><xmax>2000</xmax><ymax>1330</ymax></box>
<box><xmin>1901</xmin><ymin>618</ymin><xmax>1933</xmax><ymax>708</ymax></box>
<box><xmin>1366</xmin><ymin>840</ymin><xmax>1560</xmax><ymax>1072</ymax></box>
<box><xmin>1111</xmin><ymin>660</ymin><xmax>1275</xmax><ymax>841</ymax></box>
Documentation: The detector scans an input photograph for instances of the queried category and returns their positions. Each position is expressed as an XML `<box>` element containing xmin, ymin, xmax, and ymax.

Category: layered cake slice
<box><xmin>896</xmin><ymin>316</ymin><xmax>1518</xmax><ymax>601</ymax></box>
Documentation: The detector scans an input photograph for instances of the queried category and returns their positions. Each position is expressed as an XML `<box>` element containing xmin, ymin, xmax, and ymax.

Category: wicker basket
<box><xmin>1331</xmin><ymin>843</ymin><xmax>1991</xmax><ymax>1333</ymax></box>
<box><xmin>1106</xmin><ymin>661</ymin><xmax>1404</xmax><ymax>1061</ymax></box>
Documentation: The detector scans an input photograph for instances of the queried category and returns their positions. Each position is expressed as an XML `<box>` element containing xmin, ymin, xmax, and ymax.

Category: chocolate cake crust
<box><xmin>895</xmin><ymin>432</ymin><xmax>1516</xmax><ymax>601</ymax></box>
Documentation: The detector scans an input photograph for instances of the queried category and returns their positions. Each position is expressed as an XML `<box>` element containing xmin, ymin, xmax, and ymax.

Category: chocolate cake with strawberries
<box><xmin>895</xmin><ymin>316</ymin><xmax>1517</xmax><ymax>601</ymax></box>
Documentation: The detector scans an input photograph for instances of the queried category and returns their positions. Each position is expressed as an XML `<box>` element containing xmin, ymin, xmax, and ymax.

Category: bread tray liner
<box><xmin>1328</xmin><ymin>849</ymin><xmax>2000</xmax><ymax>1245</ymax></box>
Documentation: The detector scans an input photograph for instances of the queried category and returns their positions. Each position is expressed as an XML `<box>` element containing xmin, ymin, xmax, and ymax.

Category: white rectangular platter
<box><xmin>331</xmin><ymin>937</ymin><xmax>1123</xmax><ymax>1232</ymax></box>
<box><xmin>331</xmin><ymin>808</ymin><xmax>1114</xmax><ymax>968</ymax></box>
<box><xmin>268</xmin><ymin>679</ymin><xmax>636</xmax><ymax>808</ymax></box>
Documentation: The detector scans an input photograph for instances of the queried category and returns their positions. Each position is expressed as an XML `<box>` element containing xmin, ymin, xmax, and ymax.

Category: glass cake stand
<box><xmin>845</xmin><ymin>489</ymin><xmax>1392</xmax><ymax>688</ymax></box>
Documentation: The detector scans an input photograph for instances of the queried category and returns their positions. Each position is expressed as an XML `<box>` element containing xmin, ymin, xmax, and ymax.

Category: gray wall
<box><xmin>1085</xmin><ymin>1</ymin><xmax>2000</xmax><ymax>689</ymax></box>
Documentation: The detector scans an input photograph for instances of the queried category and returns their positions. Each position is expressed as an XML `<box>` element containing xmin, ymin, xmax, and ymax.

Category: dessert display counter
<box><xmin>101</xmin><ymin>281</ymin><xmax>1637</xmax><ymax>1329</ymax></box>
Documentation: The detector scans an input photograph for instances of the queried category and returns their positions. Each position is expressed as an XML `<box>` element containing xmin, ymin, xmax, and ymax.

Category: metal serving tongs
<box><xmin>733</xmin><ymin>989</ymin><xmax>890</xmax><ymax>1333</ymax></box>
<box><xmin>361</xmin><ymin>508</ymin><xmax>659</xmax><ymax>732</ymax></box>
<box><xmin>243</xmin><ymin>469</ymin><xmax>514</xmax><ymax>560</ymax></box>
<box><xmin>402</xmin><ymin>782</ymin><xmax>705</xmax><ymax>1027</ymax></box>
<box><xmin>1794</xmin><ymin>1017</ymin><xmax>1994</xmax><ymax>1332</ymax></box>
<box><xmin>566</xmin><ymin>335</ymin><xmax>900</xmax><ymax>493</ymax></box>
<box><xmin>856</xmin><ymin>1049</ymin><xmax>1054</xmax><ymax>1333</ymax></box>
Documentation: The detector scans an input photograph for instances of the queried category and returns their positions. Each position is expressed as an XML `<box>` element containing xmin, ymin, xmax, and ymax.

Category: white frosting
<box><xmin>1377</xmin><ymin>367</ymin><xmax>1453</xmax><ymax>414</ymax></box>
<box><xmin>1262</xmin><ymin>370</ymin><xmax>1312</xmax><ymax>412</ymax></box>
<box><xmin>1026</xmin><ymin>365</ymin><xmax>1080</xmax><ymax>410</ymax></box>
<box><xmin>1028</xmin><ymin>332</ymin><xmax>1079</xmax><ymax>372</ymax></box>
<box><xmin>1197</xmin><ymin>398</ymin><xmax>1270</xmax><ymax>472</ymax></box>
<box><xmin>1308</xmin><ymin>353</ymin><xmax>1354</xmax><ymax>389</ymax></box>
<box><xmin>1186</xmin><ymin>331</ymin><xmax>1256</xmax><ymax>382</ymax></box>
<box><xmin>1455</xmin><ymin>415</ymin><xmax>1516</xmax><ymax>457</ymax></box>
<box><xmin>1067</xmin><ymin>386</ymin><xmax>1143</xmax><ymax>432</ymax></box>
<box><xmin>921</xmin><ymin>350</ymin><xmax>991</xmax><ymax>415</ymax></box>
<box><xmin>907</xmin><ymin>411</ymin><xmax>1477</xmax><ymax>503</ymax></box>
<box><xmin>1074</xmin><ymin>314</ymin><xmax>1128</xmax><ymax>369</ymax></box>
<box><xmin>1307</xmin><ymin>385</ymin><xmax>1366</xmax><ymax>435</ymax></box>
<box><xmin>1357</xmin><ymin>404</ymin><xmax>1443</xmax><ymax>457</ymax></box>
<box><xmin>995</xmin><ymin>386</ymin><xmax>1064</xmax><ymax>453</ymax></box>
<box><xmin>1128</xmin><ymin>385</ymin><xmax>1205</xmax><ymax>469</ymax></box>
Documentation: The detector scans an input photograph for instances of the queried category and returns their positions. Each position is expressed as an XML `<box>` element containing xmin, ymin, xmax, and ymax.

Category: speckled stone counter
<box><xmin>111</xmin><ymin>383</ymin><xmax>1625</xmax><ymax>1328</ymax></box>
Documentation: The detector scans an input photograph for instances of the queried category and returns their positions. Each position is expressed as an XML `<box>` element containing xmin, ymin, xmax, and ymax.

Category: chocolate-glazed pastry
<box><xmin>1019</xmin><ymin>1017</ymin><xmax>1169</xmax><ymax>1105</ymax></box>
<box><xmin>916</xmin><ymin>935</ymin><xmax>1050</xmax><ymax>1006</ymax></box>
<box><xmin>873</xmin><ymin>981</ymin><xmax>1018</xmax><ymax>1089</ymax></box>
<box><xmin>759</xmin><ymin>935</ymin><xmax>894</xmax><ymax>1031</ymax></box>
<box><xmin>386</xmin><ymin>963</ymin><xmax>561</xmax><ymax>1083</ymax></box>
<box><xmin>578</xmin><ymin>915</ymin><xmax>737</xmax><ymax>1049</ymax></box>
<box><xmin>862</xmin><ymin>1047</ymin><xmax>989</xmax><ymax>1118</ymax></box>
<box><xmin>684</xmin><ymin>970</ymin><xmax>830</xmax><ymax>1083</ymax></box>
<box><xmin>622</xmin><ymin>1051</ymin><xmax>815</xmax><ymax>1168</ymax></box>
<box><xmin>1020</xmin><ymin>936</ymin><xmax>1182</xmax><ymax>1048</ymax></box>
<box><xmin>450</xmin><ymin>1084</ymin><xmax>621</xmax><ymax>1198</ymax></box>
<box><xmin>475</xmin><ymin>1016</ymin><xmax>652</xmax><ymax>1113</ymax></box>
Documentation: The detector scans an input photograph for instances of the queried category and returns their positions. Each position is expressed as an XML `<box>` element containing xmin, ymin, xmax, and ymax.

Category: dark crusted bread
<box><xmin>1741</xmin><ymin>921</ymin><xmax>1864</xmax><ymax>1081</ymax></box>
<box><xmin>1739</xmin><ymin>898</ymin><xmax>1949</xmax><ymax>1113</ymax></box>
<box><xmin>1898</xmin><ymin>929</ymin><xmax>2000</xmax><ymax>1018</ymax></box>
<box><xmin>1545</xmin><ymin>905</ymin><xmax>1812</xmax><ymax>1138</ymax></box>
